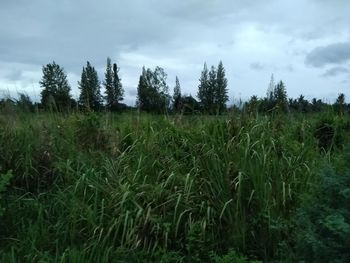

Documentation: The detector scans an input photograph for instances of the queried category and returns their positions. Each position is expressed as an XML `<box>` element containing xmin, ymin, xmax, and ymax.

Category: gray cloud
<box><xmin>250</xmin><ymin>62</ymin><xmax>266</xmax><ymax>71</ymax></box>
<box><xmin>305</xmin><ymin>42</ymin><xmax>350</xmax><ymax>67</ymax></box>
<box><xmin>1</xmin><ymin>0</ymin><xmax>350</xmax><ymax>104</ymax></box>
<box><xmin>250</xmin><ymin>63</ymin><xmax>294</xmax><ymax>73</ymax></box>
<box><xmin>322</xmin><ymin>66</ymin><xmax>350</xmax><ymax>77</ymax></box>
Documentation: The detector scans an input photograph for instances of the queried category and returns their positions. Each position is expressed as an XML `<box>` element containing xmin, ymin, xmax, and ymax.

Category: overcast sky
<box><xmin>1</xmin><ymin>0</ymin><xmax>350</xmax><ymax>105</ymax></box>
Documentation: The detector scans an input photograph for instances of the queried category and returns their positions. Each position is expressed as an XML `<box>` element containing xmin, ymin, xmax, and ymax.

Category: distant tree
<box><xmin>334</xmin><ymin>93</ymin><xmax>346</xmax><ymax>115</ymax></box>
<box><xmin>259</xmin><ymin>74</ymin><xmax>276</xmax><ymax>113</ymax></box>
<box><xmin>181</xmin><ymin>95</ymin><xmax>200</xmax><ymax>114</ymax></box>
<box><xmin>103</xmin><ymin>58</ymin><xmax>124</xmax><ymax>111</ymax></box>
<box><xmin>197</xmin><ymin>63</ymin><xmax>210</xmax><ymax>112</ymax></box>
<box><xmin>136</xmin><ymin>66</ymin><xmax>170</xmax><ymax>113</ymax></box>
<box><xmin>267</xmin><ymin>74</ymin><xmax>275</xmax><ymax>100</ymax></box>
<box><xmin>197</xmin><ymin>61</ymin><xmax>228</xmax><ymax>114</ymax></box>
<box><xmin>16</xmin><ymin>93</ymin><xmax>34</xmax><ymax>112</ymax></box>
<box><xmin>136</xmin><ymin>67</ymin><xmax>150</xmax><ymax>110</ymax></box>
<box><xmin>311</xmin><ymin>98</ymin><xmax>326</xmax><ymax>112</ymax></box>
<box><xmin>173</xmin><ymin>76</ymin><xmax>182</xmax><ymax>112</ymax></box>
<box><xmin>215</xmin><ymin>61</ymin><xmax>229</xmax><ymax>114</ymax></box>
<box><xmin>274</xmin><ymin>81</ymin><xmax>289</xmax><ymax>113</ymax></box>
<box><xmin>112</xmin><ymin>62</ymin><xmax>124</xmax><ymax>107</ymax></box>
<box><xmin>297</xmin><ymin>95</ymin><xmax>310</xmax><ymax>113</ymax></box>
<box><xmin>103</xmin><ymin>57</ymin><xmax>114</xmax><ymax>108</ymax></box>
<box><xmin>40</xmin><ymin>61</ymin><xmax>71</xmax><ymax>111</ymax></box>
<box><xmin>207</xmin><ymin>65</ymin><xmax>217</xmax><ymax>113</ymax></box>
<box><xmin>288</xmin><ymin>95</ymin><xmax>310</xmax><ymax>113</ymax></box>
<box><xmin>288</xmin><ymin>98</ymin><xmax>298</xmax><ymax>112</ymax></box>
<box><xmin>78</xmin><ymin>61</ymin><xmax>102</xmax><ymax>111</ymax></box>
<box><xmin>113</xmin><ymin>63</ymin><xmax>124</xmax><ymax>103</ymax></box>
<box><xmin>245</xmin><ymin>95</ymin><xmax>259</xmax><ymax>115</ymax></box>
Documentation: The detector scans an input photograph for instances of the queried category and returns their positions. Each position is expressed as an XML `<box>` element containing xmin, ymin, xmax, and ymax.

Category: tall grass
<box><xmin>0</xmin><ymin>110</ymin><xmax>345</xmax><ymax>262</ymax></box>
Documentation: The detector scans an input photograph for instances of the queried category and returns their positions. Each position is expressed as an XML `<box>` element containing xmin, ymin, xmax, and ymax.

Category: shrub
<box><xmin>295</xmin><ymin>157</ymin><xmax>350</xmax><ymax>262</ymax></box>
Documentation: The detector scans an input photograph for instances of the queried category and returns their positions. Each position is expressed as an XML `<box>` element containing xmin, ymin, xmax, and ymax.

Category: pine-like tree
<box><xmin>112</xmin><ymin>63</ymin><xmax>124</xmax><ymax>105</ymax></box>
<box><xmin>78</xmin><ymin>61</ymin><xmax>102</xmax><ymax>111</ymax></box>
<box><xmin>267</xmin><ymin>74</ymin><xmax>275</xmax><ymax>100</ymax></box>
<box><xmin>40</xmin><ymin>61</ymin><xmax>71</xmax><ymax>111</ymax></box>
<box><xmin>334</xmin><ymin>93</ymin><xmax>346</xmax><ymax>115</ymax></box>
<box><xmin>173</xmin><ymin>76</ymin><xmax>182</xmax><ymax>112</ymax></box>
<box><xmin>208</xmin><ymin>65</ymin><xmax>217</xmax><ymax>114</ymax></box>
<box><xmin>103</xmin><ymin>57</ymin><xmax>124</xmax><ymax>110</ymax></box>
<box><xmin>197</xmin><ymin>63</ymin><xmax>210</xmax><ymax>112</ymax></box>
<box><xmin>215</xmin><ymin>61</ymin><xmax>228</xmax><ymax>114</ymax></box>
<box><xmin>103</xmin><ymin>57</ymin><xmax>114</xmax><ymax>108</ymax></box>
<box><xmin>136</xmin><ymin>67</ymin><xmax>149</xmax><ymax>110</ymax></box>
<box><xmin>274</xmin><ymin>81</ymin><xmax>289</xmax><ymax>113</ymax></box>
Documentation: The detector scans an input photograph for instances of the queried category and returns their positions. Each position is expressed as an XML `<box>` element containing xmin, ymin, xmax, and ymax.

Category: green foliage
<box><xmin>0</xmin><ymin>112</ymin><xmax>348</xmax><ymax>262</ymax></box>
<box><xmin>334</xmin><ymin>93</ymin><xmax>347</xmax><ymax>115</ymax></box>
<box><xmin>210</xmin><ymin>249</ymin><xmax>261</xmax><ymax>263</ymax></box>
<box><xmin>73</xmin><ymin>112</ymin><xmax>109</xmax><ymax>150</ymax></box>
<box><xmin>273</xmin><ymin>81</ymin><xmax>289</xmax><ymax>113</ymax></box>
<box><xmin>173</xmin><ymin>76</ymin><xmax>182</xmax><ymax>113</ymax></box>
<box><xmin>295</xmin><ymin>156</ymin><xmax>350</xmax><ymax>262</ymax></box>
<box><xmin>197</xmin><ymin>61</ymin><xmax>228</xmax><ymax>114</ymax></box>
<box><xmin>313</xmin><ymin>114</ymin><xmax>350</xmax><ymax>151</ymax></box>
<box><xmin>137</xmin><ymin>66</ymin><xmax>170</xmax><ymax>113</ymax></box>
<box><xmin>0</xmin><ymin>170</ymin><xmax>13</xmax><ymax>217</ymax></box>
<box><xmin>16</xmin><ymin>93</ymin><xmax>35</xmax><ymax>112</ymax></box>
<box><xmin>78</xmin><ymin>61</ymin><xmax>103</xmax><ymax>111</ymax></box>
<box><xmin>104</xmin><ymin>57</ymin><xmax>124</xmax><ymax>110</ymax></box>
<box><xmin>216</xmin><ymin>61</ymin><xmax>229</xmax><ymax>114</ymax></box>
<box><xmin>40</xmin><ymin>61</ymin><xmax>72</xmax><ymax>111</ymax></box>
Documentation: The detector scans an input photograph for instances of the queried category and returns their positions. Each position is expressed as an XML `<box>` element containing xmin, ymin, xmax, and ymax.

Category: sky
<box><xmin>0</xmin><ymin>0</ymin><xmax>350</xmax><ymax>105</ymax></box>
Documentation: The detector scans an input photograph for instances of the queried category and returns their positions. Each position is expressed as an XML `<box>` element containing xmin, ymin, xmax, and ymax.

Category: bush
<box><xmin>313</xmin><ymin>114</ymin><xmax>345</xmax><ymax>151</ymax></box>
<box><xmin>73</xmin><ymin>112</ymin><xmax>110</xmax><ymax>150</ymax></box>
<box><xmin>295</xmin><ymin>155</ymin><xmax>350</xmax><ymax>262</ymax></box>
<box><xmin>0</xmin><ymin>170</ymin><xmax>13</xmax><ymax>217</ymax></box>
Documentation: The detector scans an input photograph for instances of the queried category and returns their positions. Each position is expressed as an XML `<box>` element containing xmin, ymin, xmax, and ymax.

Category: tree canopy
<box><xmin>197</xmin><ymin>61</ymin><xmax>228</xmax><ymax>114</ymax></box>
<box><xmin>103</xmin><ymin>57</ymin><xmax>124</xmax><ymax>111</ymax></box>
<box><xmin>40</xmin><ymin>61</ymin><xmax>72</xmax><ymax>111</ymax></box>
<box><xmin>78</xmin><ymin>61</ymin><xmax>102</xmax><ymax>111</ymax></box>
<box><xmin>137</xmin><ymin>66</ymin><xmax>170</xmax><ymax>113</ymax></box>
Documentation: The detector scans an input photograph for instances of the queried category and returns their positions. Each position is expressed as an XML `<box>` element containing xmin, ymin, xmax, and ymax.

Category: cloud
<box><xmin>322</xmin><ymin>66</ymin><xmax>350</xmax><ymax>77</ymax></box>
<box><xmin>250</xmin><ymin>62</ymin><xmax>294</xmax><ymax>73</ymax></box>
<box><xmin>305</xmin><ymin>42</ymin><xmax>350</xmax><ymax>67</ymax></box>
<box><xmin>1</xmin><ymin>0</ymin><xmax>350</xmax><ymax>104</ymax></box>
<box><xmin>250</xmin><ymin>62</ymin><xmax>266</xmax><ymax>71</ymax></box>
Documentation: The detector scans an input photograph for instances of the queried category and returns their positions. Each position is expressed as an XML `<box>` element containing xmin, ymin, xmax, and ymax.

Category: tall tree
<box><xmin>334</xmin><ymin>93</ymin><xmax>346</xmax><ymax>115</ymax></box>
<box><xmin>215</xmin><ymin>61</ymin><xmax>229</xmax><ymax>113</ymax></box>
<box><xmin>103</xmin><ymin>57</ymin><xmax>114</xmax><ymax>108</ymax></box>
<box><xmin>78</xmin><ymin>61</ymin><xmax>102</xmax><ymax>111</ymax></box>
<box><xmin>267</xmin><ymin>74</ymin><xmax>275</xmax><ymax>100</ymax></box>
<box><xmin>103</xmin><ymin>57</ymin><xmax>124</xmax><ymax>110</ymax></box>
<box><xmin>274</xmin><ymin>81</ymin><xmax>289</xmax><ymax>113</ymax></box>
<box><xmin>136</xmin><ymin>66</ymin><xmax>169</xmax><ymax>113</ymax></box>
<box><xmin>40</xmin><ymin>61</ymin><xmax>71</xmax><ymax>111</ymax></box>
<box><xmin>112</xmin><ymin>63</ymin><xmax>124</xmax><ymax>104</ymax></box>
<box><xmin>173</xmin><ymin>76</ymin><xmax>182</xmax><ymax>112</ymax></box>
<box><xmin>208</xmin><ymin>65</ymin><xmax>217</xmax><ymax>114</ymax></box>
<box><xmin>197</xmin><ymin>63</ymin><xmax>210</xmax><ymax>112</ymax></box>
<box><xmin>197</xmin><ymin>62</ymin><xmax>229</xmax><ymax>114</ymax></box>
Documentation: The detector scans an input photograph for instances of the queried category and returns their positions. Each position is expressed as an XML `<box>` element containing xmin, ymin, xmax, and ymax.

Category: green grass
<box><xmin>0</xmin><ymin>110</ymin><xmax>349</xmax><ymax>262</ymax></box>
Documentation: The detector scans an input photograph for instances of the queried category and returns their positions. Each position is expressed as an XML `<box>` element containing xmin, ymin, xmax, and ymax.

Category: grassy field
<box><xmin>0</xmin><ymin>110</ymin><xmax>349</xmax><ymax>262</ymax></box>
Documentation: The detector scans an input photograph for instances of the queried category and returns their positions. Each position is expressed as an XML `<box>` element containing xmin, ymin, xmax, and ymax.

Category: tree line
<box><xmin>243</xmin><ymin>74</ymin><xmax>348</xmax><ymax>115</ymax></box>
<box><xmin>14</xmin><ymin>58</ymin><xmax>229</xmax><ymax>114</ymax></box>
<box><xmin>0</xmin><ymin>59</ymin><xmax>349</xmax><ymax>115</ymax></box>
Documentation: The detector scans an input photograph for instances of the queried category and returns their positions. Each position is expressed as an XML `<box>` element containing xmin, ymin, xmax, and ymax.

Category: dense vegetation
<box><xmin>0</xmin><ymin>107</ymin><xmax>350</xmax><ymax>262</ymax></box>
<box><xmin>1</xmin><ymin>60</ymin><xmax>350</xmax><ymax>261</ymax></box>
